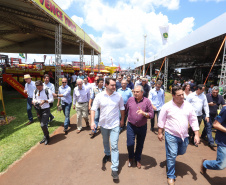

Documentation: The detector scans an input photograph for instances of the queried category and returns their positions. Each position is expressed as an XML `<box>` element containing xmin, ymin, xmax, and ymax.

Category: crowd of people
<box><xmin>23</xmin><ymin>72</ymin><xmax>226</xmax><ymax>184</ymax></box>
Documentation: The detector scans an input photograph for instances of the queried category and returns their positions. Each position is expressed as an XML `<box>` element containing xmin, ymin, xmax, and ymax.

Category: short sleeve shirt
<box><xmin>215</xmin><ymin>106</ymin><xmax>226</xmax><ymax>147</ymax></box>
<box><xmin>206</xmin><ymin>94</ymin><xmax>225</xmax><ymax>116</ymax></box>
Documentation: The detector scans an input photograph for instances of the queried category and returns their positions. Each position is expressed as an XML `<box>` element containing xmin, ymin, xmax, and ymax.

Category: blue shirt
<box><xmin>149</xmin><ymin>88</ymin><xmax>165</xmax><ymax>111</ymax></box>
<box><xmin>77</xmin><ymin>75</ymin><xmax>84</xmax><ymax>80</ymax></box>
<box><xmin>58</xmin><ymin>85</ymin><xmax>72</xmax><ymax>105</ymax></box>
<box><xmin>117</xmin><ymin>87</ymin><xmax>133</xmax><ymax>105</ymax></box>
<box><xmin>116</xmin><ymin>81</ymin><xmax>122</xmax><ymax>91</ymax></box>
<box><xmin>215</xmin><ymin>106</ymin><xmax>226</xmax><ymax>147</ymax></box>
<box><xmin>127</xmin><ymin>81</ymin><xmax>134</xmax><ymax>90</ymax></box>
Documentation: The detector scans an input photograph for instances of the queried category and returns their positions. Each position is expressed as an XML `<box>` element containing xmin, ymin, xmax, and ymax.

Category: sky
<box><xmin>5</xmin><ymin>0</ymin><xmax>226</xmax><ymax>69</ymax></box>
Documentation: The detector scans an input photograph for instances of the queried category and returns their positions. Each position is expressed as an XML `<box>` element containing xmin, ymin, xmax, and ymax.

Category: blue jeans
<box><xmin>201</xmin><ymin>115</ymin><xmax>215</xmax><ymax>145</ymax></box>
<box><xmin>127</xmin><ymin>122</ymin><xmax>147</xmax><ymax>161</ymax></box>
<box><xmin>165</xmin><ymin>132</ymin><xmax>189</xmax><ymax>179</ymax></box>
<box><xmin>62</xmin><ymin>102</ymin><xmax>72</xmax><ymax>129</ymax></box>
<box><xmin>92</xmin><ymin>108</ymin><xmax>100</xmax><ymax>133</ymax></box>
<box><xmin>203</xmin><ymin>145</ymin><xmax>226</xmax><ymax>170</ymax></box>
<box><xmin>27</xmin><ymin>98</ymin><xmax>33</xmax><ymax>122</ymax></box>
<box><xmin>100</xmin><ymin>126</ymin><xmax>120</xmax><ymax>171</ymax></box>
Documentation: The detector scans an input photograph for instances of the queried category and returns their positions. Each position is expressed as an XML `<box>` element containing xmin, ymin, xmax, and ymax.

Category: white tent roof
<box><xmin>147</xmin><ymin>12</ymin><xmax>226</xmax><ymax>64</ymax></box>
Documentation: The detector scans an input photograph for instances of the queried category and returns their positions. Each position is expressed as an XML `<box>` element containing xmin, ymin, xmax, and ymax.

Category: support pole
<box><xmin>98</xmin><ymin>54</ymin><xmax>101</xmax><ymax>73</ymax></box>
<box><xmin>150</xmin><ymin>63</ymin><xmax>153</xmax><ymax>77</ymax></box>
<box><xmin>79</xmin><ymin>41</ymin><xmax>84</xmax><ymax>71</ymax></box>
<box><xmin>91</xmin><ymin>49</ymin><xmax>94</xmax><ymax>73</ymax></box>
<box><xmin>164</xmin><ymin>58</ymin><xmax>168</xmax><ymax>91</ymax></box>
<box><xmin>218</xmin><ymin>36</ymin><xmax>226</xmax><ymax>87</ymax></box>
<box><xmin>55</xmin><ymin>24</ymin><xmax>62</xmax><ymax>92</ymax></box>
<box><xmin>143</xmin><ymin>34</ymin><xmax>147</xmax><ymax>76</ymax></box>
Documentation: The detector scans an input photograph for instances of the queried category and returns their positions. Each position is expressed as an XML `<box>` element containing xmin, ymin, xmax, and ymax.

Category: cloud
<box><xmin>129</xmin><ymin>0</ymin><xmax>180</xmax><ymax>11</ymax></box>
<box><xmin>189</xmin><ymin>0</ymin><xmax>226</xmax><ymax>2</ymax></box>
<box><xmin>54</xmin><ymin>0</ymin><xmax>74</xmax><ymax>10</ymax></box>
<box><xmin>77</xmin><ymin>0</ymin><xmax>194</xmax><ymax>68</ymax></box>
<box><xmin>71</xmin><ymin>15</ymin><xmax>84</xmax><ymax>27</ymax></box>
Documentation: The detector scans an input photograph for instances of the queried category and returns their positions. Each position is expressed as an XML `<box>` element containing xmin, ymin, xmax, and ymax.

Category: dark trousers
<box><xmin>127</xmin><ymin>122</ymin><xmax>147</xmax><ymax>161</ymax></box>
<box><xmin>189</xmin><ymin>115</ymin><xmax>202</xmax><ymax>143</ymax></box>
<box><xmin>201</xmin><ymin>114</ymin><xmax>215</xmax><ymax>145</ymax></box>
<box><xmin>38</xmin><ymin>108</ymin><xmax>50</xmax><ymax>137</ymax></box>
<box><xmin>27</xmin><ymin>98</ymin><xmax>33</xmax><ymax>122</ymax></box>
<box><xmin>151</xmin><ymin>110</ymin><xmax>160</xmax><ymax>129</ymax></box>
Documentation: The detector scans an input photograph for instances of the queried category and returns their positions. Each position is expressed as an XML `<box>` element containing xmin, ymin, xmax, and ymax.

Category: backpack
<box><xmin>35</xmin><ymin>89</ymin><xmax>53</xmax><ymax>108</ymax></box>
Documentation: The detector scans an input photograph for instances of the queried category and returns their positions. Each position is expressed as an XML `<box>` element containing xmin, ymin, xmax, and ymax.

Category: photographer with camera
<box><xmin>33</xmin><ymin>80</ymin><xmax>54</xmax><ymax>145</ymax></box>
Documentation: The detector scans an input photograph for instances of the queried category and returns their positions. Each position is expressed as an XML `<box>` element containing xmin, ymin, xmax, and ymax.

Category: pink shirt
<box><xmin>158</xmin><ymin>100</ymin><xmax>199</xmax><ymax>140</ymax></box>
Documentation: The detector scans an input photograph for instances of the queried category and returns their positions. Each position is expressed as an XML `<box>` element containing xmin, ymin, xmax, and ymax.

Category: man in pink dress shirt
<box><xmin>158</xmin><ymin>86</ymin><xmax>200</xmax><ymax>185</ymax></box>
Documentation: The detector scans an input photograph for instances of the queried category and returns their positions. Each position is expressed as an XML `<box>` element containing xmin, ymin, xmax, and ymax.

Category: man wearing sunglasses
<box><xmin>57</xmin><ymin>78</ymin><xmax>72</xmax><ymax>134</ymax></box>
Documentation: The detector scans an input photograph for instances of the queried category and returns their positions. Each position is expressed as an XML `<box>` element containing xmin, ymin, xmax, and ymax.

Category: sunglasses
<box><xmin>62</xmin><ymin>82</ymin><xmax>67</xmax><ymax>83</ymax></box>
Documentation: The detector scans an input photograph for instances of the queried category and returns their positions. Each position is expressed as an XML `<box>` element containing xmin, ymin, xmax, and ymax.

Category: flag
<box><xmin>159</xmin><ymin>25</ymin><xmax>169</xmax><ymax>45</ymax></box>
<box><xmin>19</xmin><ymin>53</ymin><xmax>25</xmax><ymax>59</ymax></box>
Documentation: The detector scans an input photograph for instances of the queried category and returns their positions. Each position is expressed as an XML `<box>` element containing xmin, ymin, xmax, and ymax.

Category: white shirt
<box><xmin>25</xmin><ymin>81</ymin><xmax>36</xmax><ymax>98</ymax></box>
<box><xmin>73</xmin><ymin>85</ymin><xmax>90</xmax><ymax>105</ymax></box>
<box><xmin>186</xmin><ymin>92</ymin><xmax>209</xmax><ymax>117</ymax></box>
<box><xmin>43</xmin><ymin>82</ymin><xmax>55</xmax><ymax>93</ymax></box>
<box><xmin>72</xmin><ymin>75</ymin><xmax>77</xmax><ymax>82</ymax></box>
<box><xmin>91</xmin><ymin>91</ymin><xmax>125</xmax><ymax>129</ymax></box>
<box><xmin>83</xmin><ymin>83</ymin><xmax>91</xmax><ymax>92</ymax></box>
<box><xmin>32</xmin><ymin>89</ymin><xmax>54</xmax><ymax>109</ymax></box>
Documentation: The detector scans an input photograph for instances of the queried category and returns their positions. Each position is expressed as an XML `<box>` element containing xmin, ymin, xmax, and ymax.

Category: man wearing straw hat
<box><xmin>24</xmin><ymin>74</ymin><xmax>36</xmax><ymax>125</ymax></box>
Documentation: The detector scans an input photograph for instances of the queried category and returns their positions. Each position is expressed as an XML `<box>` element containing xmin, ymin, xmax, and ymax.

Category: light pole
<box><xmin>143</xmin><ymin>34</ymin><xmax>147</xmax><ymax>76</ymax></box>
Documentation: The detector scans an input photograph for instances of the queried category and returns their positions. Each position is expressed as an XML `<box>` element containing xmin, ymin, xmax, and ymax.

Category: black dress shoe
<box><xmin>209</xmin><ymin>143</ymin><xmax>217</xmax><ymax>149</ymax></box>
<box><xmin>40</xmin><ymin>138</ymin><xmax>46</xmax><ymax>144</ymax></box>
<box><xmin>45</xmin><ymin>137</ymin><xmax>50</xmax><ymax>145</ymax></box>
<box><xmin>103</xmin><ymin>155</ymin><xmax>111</xmax><ymax>163</ymax></box>
<box><xmin>111</xmin><ymin>171</ymin><xmax>119</xmax><ymax>180</ymax></box>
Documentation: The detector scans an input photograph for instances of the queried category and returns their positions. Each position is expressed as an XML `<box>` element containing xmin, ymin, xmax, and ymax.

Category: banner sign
<box><xmin>33</xmin><ymin>0</ymin><xmax>101</xmax><ymax>53</ymax></box>
<box><xmin>72</xmin><ymin>61</ymin><xmax>85</xmax><ymax>67</ymax></box>
<box><xmin>159</xmin><ymin>25</ymin><xmax>169</xmax><ymax>45</ymax></box>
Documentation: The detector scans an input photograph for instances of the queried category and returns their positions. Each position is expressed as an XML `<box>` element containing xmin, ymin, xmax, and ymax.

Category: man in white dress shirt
<box><xmin>43</xmin><ymin>74</ymin><xmax>55</xmax><ymax>123</ymax></box>
<box><xmin>187</xmin><ymin>84</ymin><xmax>209</xmax><ymax>146</ymax></box>
<box><xmin>73</xmin><ymin>79</ymin><xmax>90</xmax><ymax>133</ymax></box>
<box><xmin>24</xmin><ymin>74</ymin><xmax>36</xmax><ymax>125</ymax></box>
<box><xmin>91</xmin><ymin>78</ymin><xmax>125</xmax><ymax>180</ymax></box>
<box><xmin>33</xmin><ymin>80</ymin><xmax>54</xmax><ymax>145</ymax></box>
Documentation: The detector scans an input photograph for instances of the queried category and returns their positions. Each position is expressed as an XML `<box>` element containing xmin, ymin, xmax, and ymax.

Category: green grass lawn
<box><xmin>0</xmin><ymin>89</ymin><xmax>76</xmax><ymax>172</ymax></box>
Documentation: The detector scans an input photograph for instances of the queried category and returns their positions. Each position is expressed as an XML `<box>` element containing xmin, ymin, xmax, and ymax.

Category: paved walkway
<box><xmin>0</xmin><ymin>115</ymin><xmax>225</xmax><ymax>185</ymax></box>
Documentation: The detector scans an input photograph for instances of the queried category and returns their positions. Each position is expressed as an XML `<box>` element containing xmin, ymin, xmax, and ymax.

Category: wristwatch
<box><xmin>145</xmin><ymin>113</ymin><xmax>148</xmax><ymax>116</ymax></box>
<box><xmin>57</xmin><ymin>94</ymin><xmax>58</xmax><ymax>97</ymax></box>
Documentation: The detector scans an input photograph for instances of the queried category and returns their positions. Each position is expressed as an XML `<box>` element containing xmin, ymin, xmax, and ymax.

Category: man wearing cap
<box><xmin>88</xmin><ymin>73</ymin><xmax>95</xmax><ymax>83</ymax></box>
<box><xmin>33</xmin><ymin>80</ymin><xmax>54</xmax><ymax>145</ymax></box>
<box><xmin>77</xmin><ymin>71</ymin><xmax>84</xmax><ymax>80</ymax></box>
<box><xmin>24</xmin><ymin>74</ymin><xmax>36</xmax><ymax>125</ymax></box>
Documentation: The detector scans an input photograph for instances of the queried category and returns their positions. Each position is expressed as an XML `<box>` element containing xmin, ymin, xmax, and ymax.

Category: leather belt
<box><xmin>78</xmin><ymin>102</ymin><xmax>88</xmax><ymax>104</ymax></box>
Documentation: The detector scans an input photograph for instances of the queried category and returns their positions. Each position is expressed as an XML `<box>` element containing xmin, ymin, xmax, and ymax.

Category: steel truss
<box><xmin>164</xmin><ymin>58</ymin><xmax>169</xmax><ymax>90</ymax></box>
<box><xmin>98</xmin><ymin>54</ymin><xmax>101</xmax><ymax>73</ymax></box>
<box><xmin>219</xmin><ymin>40</ymin><xmax>226</xmax><ymax>90</ymax></box>
<box><xmin>91</xmin><ymin>49</ymin><xmax>94</xmax><ymax>73</ymax></box>
<box><xmin>79</xmin><ymin>41</ymin><xmax>84</xmax><ymax>71</ymax></box>
<box><xmin>150</xmin><ymin>63</ymin><xmax>153</xmax><ymax>77</ymax></box>
<box><xmin>55</xmin><ymin>24</ymin><xmax>62</xmax><ymax>92</ymax></box>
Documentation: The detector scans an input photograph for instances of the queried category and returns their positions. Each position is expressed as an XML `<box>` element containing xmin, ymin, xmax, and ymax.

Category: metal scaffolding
<box><xmin>55</xmin><ymin>24</ymin><xmax>62</xmax><ymax>92</ymax></box>
<box><xmin>91</xmin><ymin>49</ymin><xmax>94</xmax><ymax>73</ymax></box>
<box><xmin>150</xmin><ymin>63</ymin><xmax>153</xmax><ymax>77</ymax></box>
<box><xmin>219</xmin><ymin>40</ymin><xmax>226</xmax><ymax>89</ymax></box>
<box><xmin>164</xmin><ymin>58</ymin><xmax>168</xmax><ymax>90</ymax></box>
<box><xmin>79</xmin><ymin>41</ymin><xmax>84</xmax><ymax>71</ymax></box>
<box><xmin>98</xmin><ymin>54</ymin><xmax>101</xmax><ymax>73</ymax></box>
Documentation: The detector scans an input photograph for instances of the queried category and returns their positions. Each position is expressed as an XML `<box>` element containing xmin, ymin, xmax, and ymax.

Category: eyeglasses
<box><xmin>62</xmin><ymin>82</ymin><xmax>67</xmax><ymax>83</ymax></box>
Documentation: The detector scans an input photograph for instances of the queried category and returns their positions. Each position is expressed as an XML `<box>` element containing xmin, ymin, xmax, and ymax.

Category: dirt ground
<box><xmin>0</xmin><ymin>114</ymin><xmax>225</xmax><ymax>185</ymax></box>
